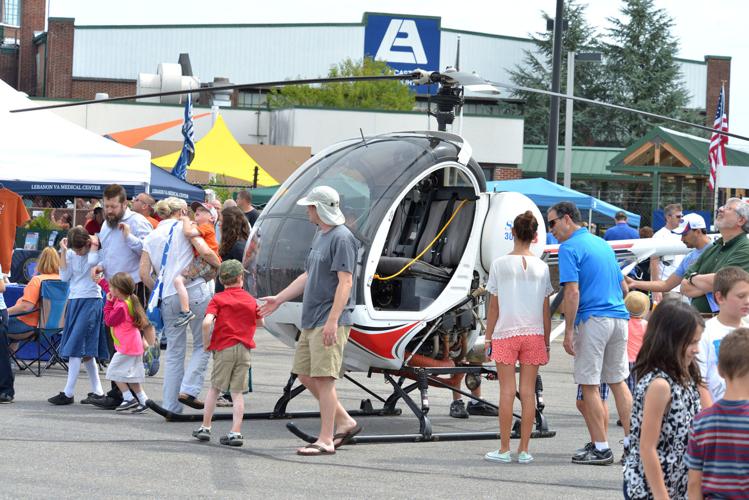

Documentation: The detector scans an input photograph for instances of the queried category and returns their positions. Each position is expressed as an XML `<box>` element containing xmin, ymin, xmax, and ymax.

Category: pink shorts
<box><xmin>491</xmin><ymin>335</ymin><xmax>548</xmax><ymax>366</ymax></box>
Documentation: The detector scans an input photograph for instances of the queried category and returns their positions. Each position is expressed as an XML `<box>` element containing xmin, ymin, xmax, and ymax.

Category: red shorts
<box><xmin>491</xmin><ymin>335</ymin><xmax>548</xmax><ymax>366</ymax></box>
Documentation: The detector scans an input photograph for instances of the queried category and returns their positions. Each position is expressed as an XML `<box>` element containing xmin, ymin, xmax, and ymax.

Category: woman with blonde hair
<box><xmin>7</xmin><ymin>247</ymin><xmax>61</xmax><ymax>339</ymax></box>
<box><xmin>141</xmin><ymin>197</ymin><xmax>219</xmax><ymax>413</ymax></box>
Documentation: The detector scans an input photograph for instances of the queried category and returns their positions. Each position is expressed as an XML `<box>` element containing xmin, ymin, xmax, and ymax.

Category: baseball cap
<box><xmin>296</xmin><ymin>185</ymin><xmax>345</xmax><ymax>226</ymax></box>
<box><xmin>191</xmin><ymin>201</ymin><xmax>218</xmax><ymax>222</ymax></box>
<box><xmin>219</xmin><ymin>259</ymin><xmax>245</xmax><ymax>285</ymax></box>
<box><xmin>672</xmin><ymin>213</ymin><xmax>706</xmax><ymax>235</ymax></box>
<box><xmin>624</xmin><ymin>291</ymin><xmax>650</xmax><ymax>318</ymax></box>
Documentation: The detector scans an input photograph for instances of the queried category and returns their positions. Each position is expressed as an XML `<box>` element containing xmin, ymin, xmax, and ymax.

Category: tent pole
<box><xmin>588</xmin><ymin>208</ymin><xmax>592</xmax><ymax>228</ymax></box>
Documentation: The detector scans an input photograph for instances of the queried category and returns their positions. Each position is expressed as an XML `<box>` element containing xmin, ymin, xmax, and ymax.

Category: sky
<box><xmin>49</xmin><ymin>0</ymin><xmax>749</xmax><ymax>148</ymax></box>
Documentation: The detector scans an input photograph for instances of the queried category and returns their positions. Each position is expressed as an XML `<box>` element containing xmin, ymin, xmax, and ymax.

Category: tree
<box><xmin>511</xmin><ymin>0</ymin><xmax>702</xmax><ymax>148</ymax></box>
<box><xmin>509</xmin><ymin>0</ymin><xmax>606</xmax><ymax>146</ymax></box>
<box><xmin>268</xmin><ymin>57</ymin><xmax>415</xmax><ymax>111</ymax></box>
<box><xmin>599</xmin><ymin>0</ymin><xmax>700</xmax><ymax>145</ymax></box>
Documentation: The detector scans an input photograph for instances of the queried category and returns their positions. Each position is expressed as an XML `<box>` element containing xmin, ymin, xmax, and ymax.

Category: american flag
<box><xmin>171</xmin><ymin>93</ymin><xmax>195</xmax><ymax>181</ymax></box>
<box><xmin>708</xmin><ymin>85</ymin><xmax>728</xmax><ymax>191</ymax></box>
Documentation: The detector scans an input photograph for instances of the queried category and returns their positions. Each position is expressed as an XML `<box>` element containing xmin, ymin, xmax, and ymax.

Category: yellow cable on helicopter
<box><xmin>374</xmin><ymin>199</ymin><xmax>468</xmax><ymax>281</ymax></box>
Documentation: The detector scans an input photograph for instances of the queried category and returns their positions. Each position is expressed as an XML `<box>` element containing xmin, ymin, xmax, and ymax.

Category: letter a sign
<box><xmin>364</xmin><ymin>13</ymin><xmax>440</xmax><ymax>94</ymax></box>
<box><xmin>375</xmin><ymin>19</ymin><xmax>428</xmax><ymax>64</ymax></box>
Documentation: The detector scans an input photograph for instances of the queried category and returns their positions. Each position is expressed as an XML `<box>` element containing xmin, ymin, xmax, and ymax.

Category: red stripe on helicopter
<box><xmin>349</xmin><ymin>323</ymin><xmax>420</xmax><ymax>360</ymax></box>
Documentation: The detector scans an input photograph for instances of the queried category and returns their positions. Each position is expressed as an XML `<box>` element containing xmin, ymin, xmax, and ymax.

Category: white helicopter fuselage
<box><xmin>246</xmin><ymin>131</ymin><xmax>693</xmax><ymax>375</ymax></box>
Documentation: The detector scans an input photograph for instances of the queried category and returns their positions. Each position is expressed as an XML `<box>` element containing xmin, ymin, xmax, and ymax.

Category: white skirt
<box><xmin>106</xmin><ymin>352</ymin><xmax>145</xmax><ymax>383</ymax></box>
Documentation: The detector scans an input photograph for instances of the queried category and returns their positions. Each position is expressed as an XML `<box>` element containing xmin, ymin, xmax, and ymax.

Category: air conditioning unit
<box><xmin>136</xmin><ymin>63</ymin><xmax>200</xmax><ymax>104</ymax></box>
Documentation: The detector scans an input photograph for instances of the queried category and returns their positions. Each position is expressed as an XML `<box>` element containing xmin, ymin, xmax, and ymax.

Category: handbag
<box><xmin>146</xmin><ymin>221</ymin><xmax>178</xmax><ymax>330</ymax></box>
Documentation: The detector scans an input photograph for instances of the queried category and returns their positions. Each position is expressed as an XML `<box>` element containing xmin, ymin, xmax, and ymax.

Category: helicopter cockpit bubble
<box><xmin>244</xmin><ymin>132</ymin><xmax>486</xmax><ymax>362</ymax></box>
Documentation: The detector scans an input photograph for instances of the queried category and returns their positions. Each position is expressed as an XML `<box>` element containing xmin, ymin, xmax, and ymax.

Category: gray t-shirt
<box><xmin>301</xmin><ymin>225</ymin><xmax>358</xmax><ymax>329</ymax></box>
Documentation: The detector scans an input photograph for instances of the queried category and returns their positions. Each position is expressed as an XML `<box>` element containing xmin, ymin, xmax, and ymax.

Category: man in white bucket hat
<box><xmin>259</xmin><ymin>185</ymin><xmax>362</xmax><ymax>456</ymax></box>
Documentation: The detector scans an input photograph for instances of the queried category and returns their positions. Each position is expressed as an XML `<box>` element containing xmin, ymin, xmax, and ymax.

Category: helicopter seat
<box><xmin>376</xmin><ymin>189</ymin><xmax>476</xmax><ymax>283</ymax></box>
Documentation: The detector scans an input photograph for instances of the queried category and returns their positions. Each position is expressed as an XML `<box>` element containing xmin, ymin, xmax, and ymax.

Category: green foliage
<box><xmin>26</xmin><ymin>209</ymin><xmax>62</xmax><ymax>231</ymax></box>
<box><xmin>599</xmin><ymin>0</ymin><xmax>699</xmax><ymax>145</ymax></box>
<box><xmin>511</xmin><ymin>0</ymin><xmax>703</xmax><ymax>148</ymax></box>
<box><xmin>209</xmin><ymin>175</ymin><xmax>231</xmax><ymax>202</ymax></box>
<box><xmin>510</xmin><ymin>0</ymin><xmax>607</xmax><ymax>146</ymax></box>
<box><xmin>268</xmin><ymin>57</ymin><xmax>415</xmax><ymax>111</ymax></box>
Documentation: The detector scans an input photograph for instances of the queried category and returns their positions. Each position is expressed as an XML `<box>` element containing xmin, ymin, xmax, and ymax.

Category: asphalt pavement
<box><xmin>1</xmin><ymin>328</ymin><xmax>626</xmax><ymax>499</ymax></box>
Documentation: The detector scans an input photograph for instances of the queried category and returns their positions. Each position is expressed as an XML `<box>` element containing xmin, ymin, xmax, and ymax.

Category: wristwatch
<box><xmin>687</xmin><ymin>272</ymin><xmax>698</xmax><ymax>285</ymax></box>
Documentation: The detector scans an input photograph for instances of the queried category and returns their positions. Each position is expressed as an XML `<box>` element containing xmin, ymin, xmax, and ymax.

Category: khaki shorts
<box><xmin>573</xmin><ymin>317</ymin><xmax>629</xmax><ymax>385</ymax></box>
<box><xmin>211</xmin><ymin>343</ymin><xmax>252</xmax><ymax>392</ymax></box>
<box><xmin>291</xmin><ymin>325</ymin><xmax>350</xmax><ymax>379</ymax></box>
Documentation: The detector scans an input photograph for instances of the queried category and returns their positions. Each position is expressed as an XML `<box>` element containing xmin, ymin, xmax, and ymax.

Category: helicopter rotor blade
<box><xmin>9</xmin><ymin>73</ymin><xmax>423</xmax><ymax>113</ymax></box>
<box><xmin>9</xmin><ymin>67</ymin><xmax>746</xmax><ymax>143</ymax></box>
<box><xmin>490</xmin><ymin>80</ymin><xmax>749</xmax><ymax>142</ymax></box>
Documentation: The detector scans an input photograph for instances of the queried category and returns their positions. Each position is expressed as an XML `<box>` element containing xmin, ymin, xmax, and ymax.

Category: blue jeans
<box><xmin>161</xmin><ymin>282</ymin><xmax>211</xmax><ymax>413</ymax></box>
<box><xmin>0</xmin><ymin>310</ymin><xmax>14</xmax><ymax>398</ymax></box>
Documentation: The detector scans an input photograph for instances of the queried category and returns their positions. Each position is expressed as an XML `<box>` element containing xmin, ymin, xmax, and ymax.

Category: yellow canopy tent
<box><xmin>153</xmin><ymin>115</ymin><xmax>277</xmax><ymax>186</ymax></box>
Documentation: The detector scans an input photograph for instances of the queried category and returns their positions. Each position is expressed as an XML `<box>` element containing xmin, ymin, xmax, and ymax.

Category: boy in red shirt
<box><xmin>173</xmin><ymin>202</ymin><xmax>221</xmax><ymax>327</ymax></box>
<box><xmin>192</xmin><ymin>259</ymin><xmax>261</xmax><ymax>447</ymax></box>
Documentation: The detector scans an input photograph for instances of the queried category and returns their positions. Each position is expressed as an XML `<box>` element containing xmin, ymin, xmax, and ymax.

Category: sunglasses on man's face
<box><xmin>548</xmin><ymin>215</ymin><xmax>564</xmax><ymax>229</ymax></box>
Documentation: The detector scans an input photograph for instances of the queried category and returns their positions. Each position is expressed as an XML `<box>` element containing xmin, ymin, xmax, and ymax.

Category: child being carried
<box><xmin>174</xmin><ymin>202</ymin><xmax>221</xmax><ymax>327</ymax></box>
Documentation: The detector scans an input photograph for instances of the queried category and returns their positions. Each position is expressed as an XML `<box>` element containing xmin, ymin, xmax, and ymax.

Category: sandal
<box><xmin>296</xmin><ymin>443</ymin><xmax>335</xmax><ymax>456</ymax></box>
<box><xmin>178</xmin><ymin>393</ymin><xmax>204</xmax><ymax>409</ymax></box>
<box><xmin>333</xmin><ymin>424</ymin><xmax>362</xmax><ymax>449</ymax></box>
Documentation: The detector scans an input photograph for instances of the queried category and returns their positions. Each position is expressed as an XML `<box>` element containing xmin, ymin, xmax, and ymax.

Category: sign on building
<box><xmin>364</xmin><ymin>13</ymin><xmax>441</xmax><ymax>94</ymax></box>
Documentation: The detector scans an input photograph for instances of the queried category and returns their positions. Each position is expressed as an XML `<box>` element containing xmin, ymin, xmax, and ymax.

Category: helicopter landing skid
<box><xmin>146</xmin><ymin>373</ymin><xmax>402</xmax><ymax>422</ymax></box>
<box><xmin>286</xmin><ymin>366</ymin><xmax>556</xmax><ymax>444</ymax></box>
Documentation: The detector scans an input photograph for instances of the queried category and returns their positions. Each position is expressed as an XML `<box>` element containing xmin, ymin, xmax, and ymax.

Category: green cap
<box><xmin>219</xmin><ymin>259</ymin><xmax>245</xmax><ymax>284</ymax></box>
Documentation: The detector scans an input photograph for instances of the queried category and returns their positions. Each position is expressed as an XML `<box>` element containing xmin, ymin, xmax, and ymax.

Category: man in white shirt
<box><xmin>650</xmin><ymin>203</ymin><xmax>684</xmax><ymax>303</ymax></box>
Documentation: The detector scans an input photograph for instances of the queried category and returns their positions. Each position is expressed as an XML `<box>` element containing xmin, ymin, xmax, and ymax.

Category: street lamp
<box><xmin>563</xmin><ymin>51</ymin><xmax>602</xmax><ymax>188</ymax></box>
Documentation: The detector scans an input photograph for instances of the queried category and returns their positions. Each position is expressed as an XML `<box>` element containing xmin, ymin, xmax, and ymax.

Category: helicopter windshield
<box><xmin>247</xmin><ymin>134</ymin><xmax>478</xmax><ymax>300</ymax></box>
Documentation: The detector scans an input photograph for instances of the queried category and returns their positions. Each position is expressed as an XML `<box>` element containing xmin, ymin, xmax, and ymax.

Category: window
<box><xmin>3</xmin><ymin>0</ymin><xmax>19</xmax><ymax>26</ymax></box>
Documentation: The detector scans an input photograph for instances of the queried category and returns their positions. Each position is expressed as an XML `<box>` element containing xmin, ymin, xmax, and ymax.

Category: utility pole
<box><xmin>563</xmin><ymin>51</ymin><xmax>602</xmax><ymax>188</ymax></box>
<box><xmin>564</xmin><ymin>51</ymin><xmax>575</xmax><ymax>188</ymax></box>
<box><xmin>546</xmin><ymin>0</ymin><xmax>564</xmax><ymax>183</ymax></box>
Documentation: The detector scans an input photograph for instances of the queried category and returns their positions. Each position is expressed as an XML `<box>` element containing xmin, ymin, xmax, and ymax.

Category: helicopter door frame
<box><xmin>363</xmin><ymin>160</ymin><xmax>488</xmax><ymax>322</ymax></box>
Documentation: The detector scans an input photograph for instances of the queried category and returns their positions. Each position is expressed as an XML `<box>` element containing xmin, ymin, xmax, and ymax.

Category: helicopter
<box><xmin>13</xmin><ymin>67</ymin><xmax>744</xmax><ymax>445</ymax></box>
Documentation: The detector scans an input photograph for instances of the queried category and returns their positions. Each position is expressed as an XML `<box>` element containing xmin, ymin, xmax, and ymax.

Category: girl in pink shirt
<box><xmin>102</xmin><ymin>272</ymin><xmax>151</xmax><ymax>414</ymax></box>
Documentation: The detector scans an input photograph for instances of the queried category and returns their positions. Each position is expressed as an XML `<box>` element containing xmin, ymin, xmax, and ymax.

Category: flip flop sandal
<box><xmin>333</xmin><ymin>424</ymin><xmax>363</xmax><ymax>449</ymax></box>
<box><xmin>178</xmin><ymin>393</ymin><xmax>205</xmax><ymax>409</ymax></box>
<box><xmin>296</xmin><ymin>443</ymin><xmax>336</xmax><ymax>456</ymax></box>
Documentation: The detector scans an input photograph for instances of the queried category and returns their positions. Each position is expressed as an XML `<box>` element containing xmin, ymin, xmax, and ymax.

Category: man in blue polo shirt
<box><xmin>603</xmin><ymin>211</ymin><xmax>639</xmax><ymax>241</ymax></box>
<box><xmin>548</xmin><ymin>201</ymin><xmax>631</xmax><ymax>466</ymax></box>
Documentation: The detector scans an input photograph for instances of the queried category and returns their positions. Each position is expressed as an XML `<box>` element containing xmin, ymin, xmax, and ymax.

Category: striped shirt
<box><xmin>686</xmin><ymin>399</ymin><xmax>749</xmax><ymax>499</ymax></box>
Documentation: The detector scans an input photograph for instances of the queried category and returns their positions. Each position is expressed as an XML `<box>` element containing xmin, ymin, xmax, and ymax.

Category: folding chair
<box><xmin>9</xmin><ymin>280</ymin><xmax>70</xmax><ymax>377</ymax></box>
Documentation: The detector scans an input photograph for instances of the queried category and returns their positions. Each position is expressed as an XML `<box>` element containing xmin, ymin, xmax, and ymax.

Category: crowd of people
<box><xmin>481</xmin><ymin>198</ymin><xmax>748</xmax><ymax>498</ymax></box>
<box><xmin>536</xmin><ymin>200</ymin><xmax>748</xmax><ymax>498</ymax></box>
<box><xmin>1</xmin><ymin>183</ymin><xmax>749</xmax><ymax>495</ymax></box>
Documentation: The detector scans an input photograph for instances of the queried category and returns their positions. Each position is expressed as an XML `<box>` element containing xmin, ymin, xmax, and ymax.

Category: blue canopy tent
<box><xmin>486</xmin><ymin>178</ymin><xmax>641</xmax><ymax>228</ymax></box>
<box><xmin>149</xmin><ymin>164</ymin><xmax>205</xmax><ymax>203</ymax></box>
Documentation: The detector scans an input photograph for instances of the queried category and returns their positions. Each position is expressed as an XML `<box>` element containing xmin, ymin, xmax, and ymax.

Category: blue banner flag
<box><xmin>172</xmin><ymin>93</ymin><xmax>195</xmax><ymax>181</ymax></box>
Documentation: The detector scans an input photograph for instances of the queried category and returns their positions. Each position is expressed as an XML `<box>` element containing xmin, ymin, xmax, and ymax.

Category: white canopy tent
<box><xmin>0</xmin><ymin>79</ymin><xmax>151</xmax><ymax>197</ymax></box>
